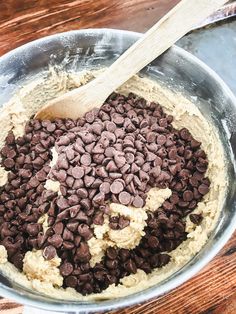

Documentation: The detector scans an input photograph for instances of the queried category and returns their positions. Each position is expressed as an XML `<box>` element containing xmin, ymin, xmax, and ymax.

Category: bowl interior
<box><xmin>0</xmin><ymin>29</ymin><xmax>236</xmax><ymax>312</ymax></box>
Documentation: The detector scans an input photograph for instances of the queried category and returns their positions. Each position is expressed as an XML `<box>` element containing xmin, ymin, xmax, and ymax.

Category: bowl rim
<box><xmin>0</xmin><ymin>28</ymin><xmax>236</xmax><ymax>312</ymax></box>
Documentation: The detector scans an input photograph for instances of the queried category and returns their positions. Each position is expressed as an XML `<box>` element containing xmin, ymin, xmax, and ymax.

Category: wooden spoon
<box><xmin>35</xmin><ymin>0</ymin><xmax>228</xmax><ymax>120</ymax></box>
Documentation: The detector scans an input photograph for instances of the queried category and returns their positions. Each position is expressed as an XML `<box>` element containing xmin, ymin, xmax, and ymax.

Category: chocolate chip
<box><xmin>156</xmin><ymin>134</ymin><xmax>166</xmax><ymax>145</ymax></box>
<box><xmin>35</xmin><ymin>170</ymin><xmax>47</xmax><ymax>181</ymax></box>
<box><xmin>119</xmin><ymin>249</ymin><xmax>131</xmax><ymax>263</ymax></box>
<box><xmin>85</xmin><ymin>111</ymin><xmax>95</xmax><ymax>123</ymax></box>
<box><xmin>84</xmin><ymin>175</ymin><xmax>95</xmax><ymax>188</ymax></box>
<box><xmin>68</xmin><ymin>195</ymin><xmax>79</xmax><ymax>206</ymax></box>
<box><xmin>93</xmin><ymin>192</ymin><xmax>105</xmax><ymax>205</ymax></box>
<box><xmin>99</xmin><ymin>182</ymin><xmax>111</xmax><ymax>194</ymax></box>
<box><xmin>60</xmin><ymin>262</ymin><xmax>73</xmax><ymax>276</ymax></box>
<box><xmin>75</xmin><ymin>242</ymin><xmax>90</xmax><ymax>263</ymax></box>
<box><xmin>71</xmin><ymin>166</ymin><xmax>84</xmax><ymax>179</ymax></box>
<box><xmin>148</xmin><ymin>236</ymin><xmax>160</xmax><ymax>248</ymax></box>
<box><xmin>63</xmin><ymin>228</ymin><xmax>74</xmax><ymax>241</ymax></box>
<box><xmin>118</xmin><ymin>191</ymin><xmax>131</xmax><ymax>205</ymax></box>
<box><xmin>114</xmin><ymin>155</ymin><xmax>126</xmax><ymax>168</ymax></box>
<box><xmin>106</xmin><ymin>247</ymin><xmax>118</xmax><ymax>260</ymax></box>
<box><xmin>132</xmin><ymin>195</ymin><xmax>144</xmax><ymax>208</ymax></box>
<box><xmin>133</xmin><ymin>175</ymin><xmax>141</xmax><ymax>187</ymax></box>
<box><xmin>43</xmin><ymin>245</ymin><xmax>57</xmax><ymax>260</ymax></box>
<box><xmin>105</xmin><ymin>121</ymin><xmax>116</xmax><ymax>132</ymax></box>
<box><xmin>105</xmin><ymin>160</ymin><xmax>117</xmax><ymax>172</ymax></box>
<box><xmin>46</xmin><ymin>123</ymin><xmax>56</xmax><ymax>133</ymax></box>
<box><xmin>74</xmin><ymin>235</ymin><xmax>82</xmax><ymax>247</ymax></box>
<box><xmin>146</xmin><ymin>132</ymin><xmax>156</xmax><ymax>143</ymax></box>
<box><xmin>92</xmin><ymin>143</ymin><xmax>104</xmax><ymax>154</ymax></box>
<box><xmin>124</xmin><ymin>259</ymin><xmax>137</xmax><ymax>274</ymax></box>
<box><xmin>112</xmin><ymin>114</ymin><xmax>124</xmax><ymax>125</ymax></box>
<box><xmin>12</xmin><ymin>253</ymin><xmax>24</xmax><ymax>270</ymax></box>
<box><xmin>80</xmin><ymin>198</ymin><xmax>90</xmax><ymax>211</ymax></box>
<box><xmin>68</xmin><ymin>206</ymin><xmax>79</xmax><ymax>219</ymax></box>
<box><xmin>104</xmin><ymin>147</ymin><xmax>115</xmax><ymax>158</ymax></box>
<box><xmin>3</xmin><ymin>158</ymin><xmax>14</xmax><ymax>169</ymax></box>
<box><xmin>57</xmin><ymin>136</ymin><xmax>70</xmax><ymax>146</ymax></box>
<box><xmin>125</xmin><ymin>152</ymin><xmax>135</xmax><ymax>164</ymax></box>
<box><xmin>56</xmin><ymin>197</ymin><xmax>69</xmax><ymax>210</ymax></box>
<box><xmin>64</xmin><ymin>147</ymin><xmax>75</xmax><ymax>161</ymax></box>
<box><xmin>77</xmin><ymin>224</ymin><xmax>93</xmax><ymax>240</ymax></box>
<box><xmin>198</xmin><ymin>184</ymin><xmax>209</xmax><ymax>195</ymax></box>
<box><xmin>118</xmin><ymin>216</ymin><xmax>130</xmax><ymax>229</ymax></box>
<box><xmin>193</xmin><ymin>171</ymin><xmax>204</xmax><ymax>181</ymax></box>
<box><xmin>57</xmin><ymin>155</ymin><xmax>69</xmax><ymax>170</ymax></box>
<box><xmin>77</xmin><ymin>188</ymin><xmax>88</xmax><ymax>199</ymax></box>
<box><xmin>96</xmin><ymin>166</ymin><xmax>108</xmax><ymax>178</ymax></box>
<box><xmin>189</xmin><ymin>177</ymin><xmax>199</xmax><ymax>187</ymax></box>
<box><xmin>189</xmin><ymin>213</ymin><xmax>203</xmax><ymax>225</ymax></box>
<box><xmin>178</xmin><ymin>201</ymin><xmax>189</xmax><ymax>208</ymax></box>
<box><xmin>54</xmin><ymin>169</ymin><xmax>67</xmax><ymax>182</ymax></box>
<box><xmin>109</xmin><ymin>172</ymin><xmax>122</xmax><ymax>180</ymax></box>
<box><xmin>191</xmin><ymin>139</ymin><xmax>201</xmax><ymax>148</ymax></box>
<box><xmin>179</xmin><ymin>128</ymin><xmax>190</xmax><ymax>140</ymax></box>
<box><xmin>91</xmin><ymin>123</ymin><xmax>103</xmax><ymax>135</ymax></box>
<box><xmin>93</xmin><ymin>211</ymin><xmax>104</xmax><ymax>225</ymax></box>
<box><xmin>130</xmin><ymin>163</ymin><xmax>140</xmax><ymax>173</ymax></box>
<box><xmin>26</xmin><ymin>223</ymin><xmax>41</xmax><ymax>236</ymax></box>
<box><xmin>81</xmin><ymin>154</ymin><xmax>92</xmax><ymax>166</ymax></box>
<box><xmin>159</xmin><ymin>254</ymin><xmax>171</xmax><ymax>267</ymax></box>
<box><xmin>65</xmin><ymin>275</ymin><xmax>78</xmax><ymax>288</ymax></box>
<box><xmin>6</xmin><ymin>149</ymin><xmax>17</xmax><ymax>159</ymax></box>
<box><xmin>196</xmin><ymin>163</ymin><xmax>208</xmax><ymax>173</ymax></box>
<box><xmin>47</xmin><ymin>234</ymin><xmax>63</xmax><ymax>248</ymax></box>
<box><xmin>5</xmin><ymin>131</ymin><xmax>15</xmax><ymax>145</ymax></box>
<box><xmin>110</xmin><ymin>180</ymin><xmax>124</xmax><ymax>194</ymax></box>
<box><xmin>71</xmin><ymin>178</ymin><xmax>82</xmax><ymax>190</ymax></box>
<box><xmin>109</xmin><ymin>216</ymin><xmax>119</xmax><ymax>230</ymax></box>
<box><xmin>183</xmin><ymin>190</ymin><xmax>193</xmax><ymax>202</ymax></box>
<box><xmin>53</xmin><ymin>222</ymin><xmax>64</xmax><ymax>234</ymax></box>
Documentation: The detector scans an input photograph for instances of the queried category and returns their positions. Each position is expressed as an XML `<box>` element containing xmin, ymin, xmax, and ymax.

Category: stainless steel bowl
<box><xmin>0</xmin><ymin>29</ymin><xmax>236</xmax><ymax>313</ymax></box>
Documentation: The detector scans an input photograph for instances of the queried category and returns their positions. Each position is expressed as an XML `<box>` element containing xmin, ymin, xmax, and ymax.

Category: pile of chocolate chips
<box><xmin>0</xmin><ymin>92</ymin><xmax>209</xmax><ymax>295</ymax></box>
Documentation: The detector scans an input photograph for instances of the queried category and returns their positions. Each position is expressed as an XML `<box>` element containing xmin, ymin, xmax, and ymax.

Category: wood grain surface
<box><xmin>0</xmin><ymin>0</ymin><xmax>179</xmax><ymax>55</ymax></box>
<box><xmin>0</xmin><ymin>1</ymin><xmax>235</xmax><ymax>314</ymax></box>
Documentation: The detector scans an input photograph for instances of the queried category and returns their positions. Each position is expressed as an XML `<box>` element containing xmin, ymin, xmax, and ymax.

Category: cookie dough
<box><xmin>23</xmin><ymin>250</ymin><xmax>63</xmax><ymax>286</ymax></box>
<box><xmin>0</xmin><ymin>68</ymin><xmax>227</xmax><ymax>300</ymax></box>
<box><xmin>88</xmin><ymin>202</ymin><xmax>148</xmax><ymax>266</ymax></box>
<box><xmin>0</xmin><ymin>245</ymin><xmax>7</xmax><ymax>264</ymax></box>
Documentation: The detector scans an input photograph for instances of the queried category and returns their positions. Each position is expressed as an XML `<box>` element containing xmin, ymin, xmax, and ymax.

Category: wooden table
<box><xmin>0</xmin><ymin>1</ymin><xmax>235</xmax><ymax>313</ymax></box>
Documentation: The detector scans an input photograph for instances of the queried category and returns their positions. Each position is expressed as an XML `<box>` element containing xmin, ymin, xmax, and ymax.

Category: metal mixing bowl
<box><xmin>0</xmin><ymin>29</ymin><xmax>236</xmax><ymax>313</ymax></box>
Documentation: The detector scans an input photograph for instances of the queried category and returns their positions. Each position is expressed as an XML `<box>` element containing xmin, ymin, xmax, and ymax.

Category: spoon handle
<box><xmin>95</xmin><ymin>0</ymin><xmax>228</xmax><ymax>96</ymax></box>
